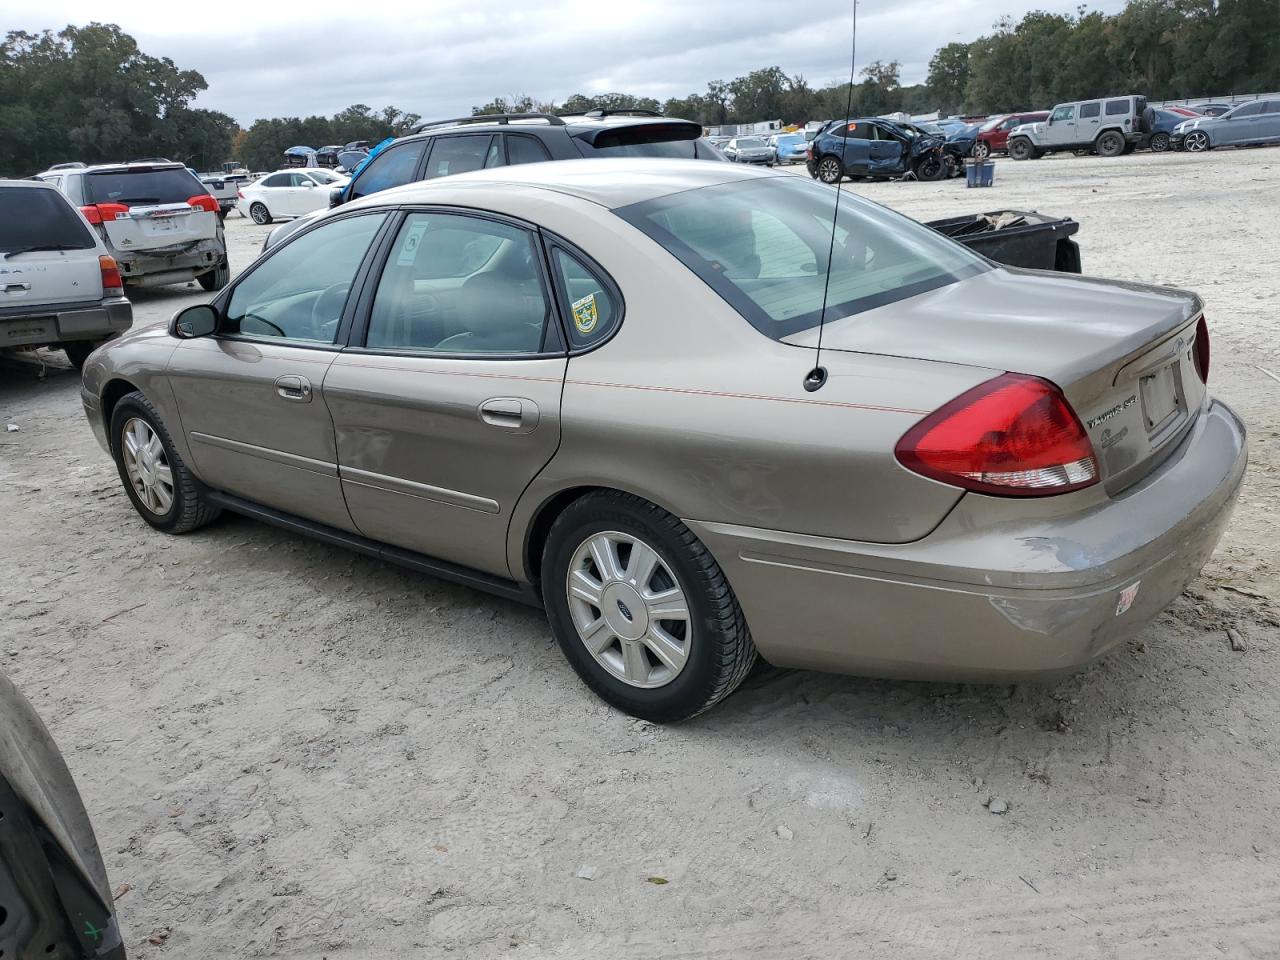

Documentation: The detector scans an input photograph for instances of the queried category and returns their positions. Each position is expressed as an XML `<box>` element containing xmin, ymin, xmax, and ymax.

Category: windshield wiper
<box><xmin>2</xmin><ymin>244</ymin><xmax>86</xmax><ymax>260</ymax></box>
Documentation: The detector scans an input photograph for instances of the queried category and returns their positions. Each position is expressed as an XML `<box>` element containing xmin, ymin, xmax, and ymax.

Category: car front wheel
<box><xmin>816</xmin><ymin>155</ymin><xmax>844</xmax><ymax>184</ymax></box>
<box><xmin>249</xmin><ymin>202</ymin><xmax>272</xmax><ymax>225</ymax></box>
<box><xmin>1184</xmin><ymin>131</ymin><xmax>1211</xmax><ymax>152</ymax></box>
<box><xmin>971</xmin><ymin>140</ymin><xmax>990</xmax><ymax>160</ymax></box>
<box><xmin>1008</xmin><ymin>137</ymin><xmax>1034</xmax><ymax>161</ymax></box>
<box><xmin>542</xmin><ymin>491</ymin><xmax>757</xmax><ymax>722</ymax></box>
<box><xmin>109</xmin><ymin>391</ymin><xmax>221</xmax><ymax>534</ymax></box>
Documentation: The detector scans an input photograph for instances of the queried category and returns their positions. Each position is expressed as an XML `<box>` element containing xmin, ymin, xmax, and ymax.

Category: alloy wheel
<box><xmin>818</xmin><ymin>157</ymin><xmax>843</xmax><ymax>184</ymax></box>
<box><xmin>121</xmin><ymin>418</ymin><xmax>174</xmax><ymax>515</ymax></box>
<box><xmin>972</xmin><ymin>141</ymin><xmax>990</xmax><ymax>160</ymax></box>
<box><xmin>1185</xmin><ymin>131</ymin><xmax>1210</xmax><ymax>152</ymax></box>
<box><xmin>566</xmin><ymin>531</ymin><xmax>692</xmax><ymax>689</ymax></box>
<box><xmin>250</xmin><ymin>203</ymin><xmax>270</xmax><ymax>224</ymax></box>
<box><xmin>1149</xmin><ymin>133</ymin><xmax>1171</xmax><ymax>152</ymax></box>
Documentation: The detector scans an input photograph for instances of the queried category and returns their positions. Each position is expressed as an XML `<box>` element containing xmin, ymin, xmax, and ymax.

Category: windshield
<box><xmin>308</xmin><ymin>170</ymin><xmax>342</xmax><ymax>184</ymax></box>
<box><xmin>979</xmin><ymin>115</ymin><xmax>1008</xmax><ymax>132</ymax></box>
<box><xmin>0</xmin><ymin>187</ymin><xmax>96</xmax><ymax>255</ymax></box>
<box><xmin>616</xmin><ymin>176</ymin><xmax>989</xmax><ymax>339</ymax></box>
<box><xmin>85</xmin><ymin>168</ymin><xmax>201</xmax><ymax>205</ymax></box>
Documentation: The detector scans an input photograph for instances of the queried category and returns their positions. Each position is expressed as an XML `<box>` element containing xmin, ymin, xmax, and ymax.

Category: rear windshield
<box><xmin>85</xmin><ymin>167</ymin><xmax>203</xmax><ymax>205</ymax></box>
<box><xmin>616</xmin><ymin>176</ymin><xmax>988</xmax><ymax>339</ymax></box>
<box><xmin>0</xmin><ymin>187</ymin><xmax>95</xmax><ymax>255</ymax></box>
<box><xmin>737</xmin><ymin>138</ymin><xmax>767</xmax><ymax>148</ymax></box>
<box><xmin>572</xmin><ymin>122</ymin><xmax>706</xmax><ymax>158</ymax></box>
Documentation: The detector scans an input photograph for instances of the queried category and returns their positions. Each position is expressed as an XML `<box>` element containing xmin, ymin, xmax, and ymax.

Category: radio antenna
<box><xmin>805</xmin><ymin>0</ymin><xmax>858</xmax><ymax>393</ymax></box>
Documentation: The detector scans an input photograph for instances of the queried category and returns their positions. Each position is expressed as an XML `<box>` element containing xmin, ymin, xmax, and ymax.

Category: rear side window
<box><xmin>423</xmin><ymin>136</ymin><xmax>498</xmax><ymax>179</ymax></box>
<box><xmin>1079</xmin><ymin>102</ymin><xmax>1101</xmax><ymax>118</ymax></box>
<box><xmin>551</xmin><ymin>248</ymin><xmax>620</xmax><ymax>348</ymax></box>
<box><xmin>84</xmin><ymin>168</ymin><xmax>200</xmax><ymax>205</ymax></box>
<box><xmin>351</xmin><ymin>140</ymin><xmax>427</xmax><ymax>199</ymax></box>
<box><xmin>507</xmin><ymin>135</ymin><xmax>552</xmax><ymax>165</ymax></box>
<box><xmin>0</xmin><ymin>187</ymin><xmax>96</xmax><ymax>254</ymax></box>
<box><xmin>1105</xmin><ymin>99</ymin><xmax>1130</xmax><ymax>116</ymax></box>
<box><xmin>262</xmin><ymin>173</ymin><xmax>291</xmax><ymax>187</ymax></box>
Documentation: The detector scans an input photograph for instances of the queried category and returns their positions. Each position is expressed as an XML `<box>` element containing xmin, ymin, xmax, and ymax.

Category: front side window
<box><xmin>552</xmin><ymin>248</ymin><xmax>620</xmax><ymax>348</ymax></box>
<box><xmin>422</xmin><ymin>136</ymin><xmax>496</xmax><ymax>179</ymax></box>
<box><xmin>350</xmin><ymin>140</ymin><xmax>427</xmax><ymax>199</ymax></box>
<box><xmin>225</xmin><ymin>213</ymin><xmax>387</xmax><ymax>343</ymax></box>
<box><xmin>1051</xmin><ymin>105</ymin><xmax>1075</xmax><ymax>122</ymax></box>
<box><xmin>366</xmin><ymin>212</ymin><xmax>551</xmax><ymax>355</ymax></box>
<box><xmin>1079</xmin><ymin>102</ymin><xmax>1101</xmax><ymax>118</ymax></box>
<box><xmin>617</xmin><ymin>176</ymin><xmax>988</xmax><ymax>340</ymax></box>
<box><xmin>1227</xmin><ymin>101</ymin><xmax>1265</xmax><ymax>118</ymax></box>
<box><xmin>1104</xmin><ymin>99</ymin><xmax>1130</xmax><ymax>116</ymax></box>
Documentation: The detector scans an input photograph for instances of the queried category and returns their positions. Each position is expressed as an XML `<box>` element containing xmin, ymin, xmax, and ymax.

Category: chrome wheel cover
<box><xmin>566</xmin><ymin>531</ymin><xmax>692</xmax><ymax>689</ymax></box>
<box><xmin>818</xmin><ymin>157</ymin><xmax>842</xmax><ymax>183</ymax></box>
<box><xmin>121</xmin><ymin>418</ymin><xmax>174</xmax><ymax>515</ymax></box>
<box><xmin>1185</xmin><ymin>132</ymin><xmax>1209</xmax><ymax>152</ymax></box>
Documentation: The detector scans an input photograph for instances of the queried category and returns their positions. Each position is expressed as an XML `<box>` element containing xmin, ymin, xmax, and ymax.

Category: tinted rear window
<box><xmin>0</xmin><ymin>187</ymin><xmax>95</xmax><ymax>254</ymax></box>
<box><xmin>1105</xmin><ymin>99</ymin><xmax>1130</xmax><ymax>116</ymax></box>
<box><xmin>572</xmin><ymin>121</ymin><xmax>702</xmax><ymax>158</ymax></box>
<box><xmin>617</xmin><ymin>176</ymin><xmax>988</xmax><ymax>339</ymax></box>
<box><xmin>1080</xmin><ymin>102</ymin><xmax>1101</xmax><ymax>118</ymax></box>
<box><xmin>85</xmin><ymin>167</ymin><xmax>203</xmax><ymax>205</ymax></box>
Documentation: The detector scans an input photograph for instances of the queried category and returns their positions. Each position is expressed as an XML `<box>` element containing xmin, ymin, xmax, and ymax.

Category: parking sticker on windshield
<box><xmin>396</xmin><ymin>219</ymin><xmax>429</xmax><ymax>266</ymax></box>
<box><xmin>572</xmin><ymin>293</ymin><xmax>599</xmax><ymax>335</ymax></box>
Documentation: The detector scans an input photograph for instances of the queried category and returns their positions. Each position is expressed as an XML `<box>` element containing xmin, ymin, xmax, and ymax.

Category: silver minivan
<box><xmin>36</xmin><ymin>162</ymin><xmax>229</xmax><ymax>291</ymax></box>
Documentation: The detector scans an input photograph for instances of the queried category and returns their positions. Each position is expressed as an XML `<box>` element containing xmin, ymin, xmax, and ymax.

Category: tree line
<box><xmin>4</xmin><ymin>3</ymin><xmax>1277</xmax><ymax>178</ymax></box>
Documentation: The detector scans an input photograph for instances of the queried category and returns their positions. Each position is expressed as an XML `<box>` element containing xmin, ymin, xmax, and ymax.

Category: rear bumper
<box><xmin>0</xmin><ymin>298</ymin><xmax>132</xmax><ymax>348</ymax></box>
<box><xmin>689</xmin><ymin>400</ymin><xmax>1247</xmax><ymax>681</ymax></box>
<box><xmin>112</xmin><ymin>238</ymin><xmax>223</xmax><ymax>285</ymax></box>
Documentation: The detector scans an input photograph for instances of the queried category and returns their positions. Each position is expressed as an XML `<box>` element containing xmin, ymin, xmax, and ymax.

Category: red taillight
<box><xmin>187</xmin><ymin>194</ymin><xmax>219</xmax><ymax>214</ymax></box>
<box><xmin>1193</xmin><ymin>316</ymin><xmax>1210</xmax><ymax>383</ymax></box>
<box><xmin>80</xmin><ymin>204</ymin><xmax>102</xmax><ymax>225</ymax></box>
<box><xmin>895</xmin><ymin>373</ymin><xmax>1099</xmax><ymax>497</ymax></box>
<box><xmin>80</xmin><ymin>203</ymin><xmax>129</xmax><ymax>225</ymax></box>
<box><xmin>99</xmin><ymin>255</ymin><xmax>123</xmax><ymax>295</ymax></box>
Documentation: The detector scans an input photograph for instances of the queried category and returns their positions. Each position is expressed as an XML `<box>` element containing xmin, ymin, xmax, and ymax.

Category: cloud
<box><xmin>9</xmin><ymin>0</ymin><xmax>1127</xmax><ymax>123</ymax></box>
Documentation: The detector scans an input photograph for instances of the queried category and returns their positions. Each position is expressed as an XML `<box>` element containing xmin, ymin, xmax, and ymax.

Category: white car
<box><xmin>0</xmin><ymin>179</ymin><xmax>132</xmax><ymax>367</ymax></box>
<box><xmin>237</xmin><ymin>168</ymin><xmax>348</xmax><ymax>224</ymax></box>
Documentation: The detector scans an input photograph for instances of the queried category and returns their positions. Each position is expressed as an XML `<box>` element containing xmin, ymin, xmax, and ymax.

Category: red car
<box><xmin>972</xmin><ymin>112</ymin><xmax>1050</xmax><ymax>159</ymax></box>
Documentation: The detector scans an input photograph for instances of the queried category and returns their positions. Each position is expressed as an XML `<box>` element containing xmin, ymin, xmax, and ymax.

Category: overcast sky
<box><xmin>13</xmin><ymin>0</ymin><xmax>1127</xmax><ymax>124</ymax></box>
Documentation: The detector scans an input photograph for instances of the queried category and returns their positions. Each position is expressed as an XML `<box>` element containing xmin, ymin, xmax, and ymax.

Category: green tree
<box><xmin>927</xmin><ymin>42</ymin><xmax>971</xmax><ymax>112</ymax></box>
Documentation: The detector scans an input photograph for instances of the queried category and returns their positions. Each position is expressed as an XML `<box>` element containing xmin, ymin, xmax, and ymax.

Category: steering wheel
<box><xmin>311</xmin><ymin>281</ymin><xmax>352</xmax><ymax>338</ymax></box>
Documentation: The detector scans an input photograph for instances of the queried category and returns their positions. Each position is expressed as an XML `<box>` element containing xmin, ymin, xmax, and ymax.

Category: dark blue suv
<box><xmin>264</xmin><ymin>111</ymin><xmax>724</xmax><ymax>249</ymax></box>
<box><xmin>805</xmin><ymin>118</ymin><xmax>948</xmax><ymax>184</ymax></box>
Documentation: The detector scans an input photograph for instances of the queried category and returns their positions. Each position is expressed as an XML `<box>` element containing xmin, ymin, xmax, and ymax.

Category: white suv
<box><xmin>0</xmin><ymin>179</ymin><xmax>133</xmax><ymax>368</ymax></box>
<box><xmin>1007</xmin><ymin>95</ymin><xmax>1149</xmax><ymax>160</ymax></box>
<box><xmin>35</xmin><ymin>161</ymin><xmax>229</xmax><ymax>291</ymax></box>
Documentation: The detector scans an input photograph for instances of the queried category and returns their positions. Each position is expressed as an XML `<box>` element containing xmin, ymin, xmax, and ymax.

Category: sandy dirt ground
<box><xmin>3</xmin><ymin>149</ymin><xmax>1279</xmax><ymax>959</ymax></box>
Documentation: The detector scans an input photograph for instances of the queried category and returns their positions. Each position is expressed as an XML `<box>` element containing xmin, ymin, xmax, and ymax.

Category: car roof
<box><xmin>346</xmin><ymin>157</ymin><xmax>772</xmax><ymax>211</ymax></box>
<box><xmin>406</xmin><ymin>111</ymin><xmax>699</xmax><ymax>139</ymax></box>
<box><xmin>43</xmin><ymin>161</ymin><xmax>187</xmax><ymax>175</ymax></box>
<box><xmin>0</xmin><ymin>178</ymin><xmax>63</xmax><ymax>190</ymax></box>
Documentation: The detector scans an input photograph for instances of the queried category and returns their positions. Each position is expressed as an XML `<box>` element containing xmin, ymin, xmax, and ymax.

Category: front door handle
<box><xmin>479</xmin><ymin>397</ymin><xmax>539</xmax><ymax>434</ymax></box>
<box><xmin>275</xmin><ymin>375</ymin><xmax>313</xmax><ymax>402</ymax></box>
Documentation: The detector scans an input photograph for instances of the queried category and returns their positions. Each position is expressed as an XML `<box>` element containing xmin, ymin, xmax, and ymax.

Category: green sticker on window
<box><xmin>572</xmin><ymin>293</ymin><xmax>598</xmax><ymax>335</ymax></box>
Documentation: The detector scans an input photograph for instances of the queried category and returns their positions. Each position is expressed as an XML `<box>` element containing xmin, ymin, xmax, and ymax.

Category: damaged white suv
<box><xmin>35</xmin><ymin>161</ymin><xmax>229</xmax><ymax>291</ymax></box>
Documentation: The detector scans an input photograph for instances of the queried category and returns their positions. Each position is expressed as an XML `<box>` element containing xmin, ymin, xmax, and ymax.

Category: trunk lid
<box><xmin>783</xmin><ymin>268</ymin><xmax>1206</xmax><ymax>492</ymax></box>
<box><xmin>0</xmin><ymin>250</ymin><xmax>102</xmax><ymax>307</ymax></box>
<box><xmin>99</xmin><ymin>202</ymin><xmax>217</xmax><ymax>253</ymax></box>
<box><xmin>0</xmin><ymin>185</ymin><xmax>102</xmax><ymax>306</ymax></box>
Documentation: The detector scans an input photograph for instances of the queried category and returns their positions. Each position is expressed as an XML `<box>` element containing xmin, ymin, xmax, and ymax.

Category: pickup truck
<box><xmin>198</xmin><ymin>172</ymin><xmax>248</xmax><ymax>219</ymax></box>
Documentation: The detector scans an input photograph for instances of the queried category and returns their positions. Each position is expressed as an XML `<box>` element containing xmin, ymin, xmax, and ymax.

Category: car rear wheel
<box><xmin>1096</xmin><ymin>131</ymin><xmax>1125</xmax><ymax>157</ymax></box>
<box><xmin>198</xmin><ymin>258</ymin><xmax>230</xmax><ymax>291</ymax></box>
<box><xmin>1184</xmin><ymin>131</ymin><xmax>1211</xmax><ymax>152</ymax></box>
<box><xmin>971</xmin><ymin>140</ymin><xmax>990</xmax><ymax>160</ymax></box>
<box><xmin>110</xmin><ymin>391</ymin><xmax>221</xmax><ymax>534</ymax></box>
<box><xmin>542</xmin><ymin>491</ymin><xmax>757</xmax><ymax>721</ymax></box>
<box><xmin>62</xmin><ymin>341</ymin><xmax>98</xmax><ymax>370</ymax></box>
<box><xmin>249</xmin><ymin>202</ymin><xmax>272</xmax><ymax>225</ymax></box>
<box><xmin>816</xmin><ymin>155</ymin><xmax>844</xmax><ymax>184</ymax></box>
<box><xmin>1148</xmin><ymin>132</ymin><xmax>1171</xmax><ymax>152</ymax></box>
<box><xmin>1008</xmin><ymin>137</ymin><xmax>1034</xmax><ymax>161</ymax></box>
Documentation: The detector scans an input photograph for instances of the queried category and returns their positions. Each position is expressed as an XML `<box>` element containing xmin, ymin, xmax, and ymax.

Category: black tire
<box><xmin>542</xmin><ymin>491</ymin><xmax>757</xmax><ymax>722</ymax></box>
<box><xmin>109</xmin><ymin>391</ymin><xmax>221</xmax><ymax>534</ymax></box>
<box><xmin>249</xmin><ymin>203</ymin><xmax>272</xmax><ymax>225</ymax></box>
<box><xmin>1096</xmin><ymin>130</ymin><xmax>1125</xmax><ymax>157</ymax></box>
<box><xmin>1008</xmin><ymin>136</ymin><xmax>1034</xmax><ymax>161</ymax></box>
<box><xmin>217</xmin><ymin>208</ymin><xmax>228</xmax><ymax>222</ymax></box>
<box><xmin>913</xmin><ymin>155</ymin><xmax>947</xmax><ymax>182</ymax></box>
<box><xmin>816</xmin><ymin>155</ymin><xmax>844</xmax><ymax>184</ymax></box>
<box><xmin>63</xmin><ymin>341</ymin><xmax>98</xmax><ymax>369</ymax></box>
<box><xmin>198</xmin><ymin>257</ymin><xmax>230</xmax><ymax>291</ymax></box>
<box><xmin>971</xmin><ymin>140</ymin><xmax>990</xmax><ymax>160</ymax></box>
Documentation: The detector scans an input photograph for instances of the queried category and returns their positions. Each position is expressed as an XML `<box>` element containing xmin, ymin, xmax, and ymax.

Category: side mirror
<box><xmin>170</xmin><ymin>303</ymin><xmax>218</xmax><ymax>339</ymax></box>
<box><xmin>301</xmin><ymin>180</ymin><xmax>316</xmax><ymax>188</ymax></box>
<box><xmin>329</xmin><ymin>185</ymin><xmax>345</xmax><ymax>208</ymax></box>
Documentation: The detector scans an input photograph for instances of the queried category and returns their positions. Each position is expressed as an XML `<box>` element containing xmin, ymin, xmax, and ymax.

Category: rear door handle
<box><xmin>479</xmin><ymin>397</ymin><xmax>539</xmax><ymax>433</ymax></box>
<box><xmin>275</xmin><ymin>375</ymin><xmax>313</xmax><ymax>402</ymax></box>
